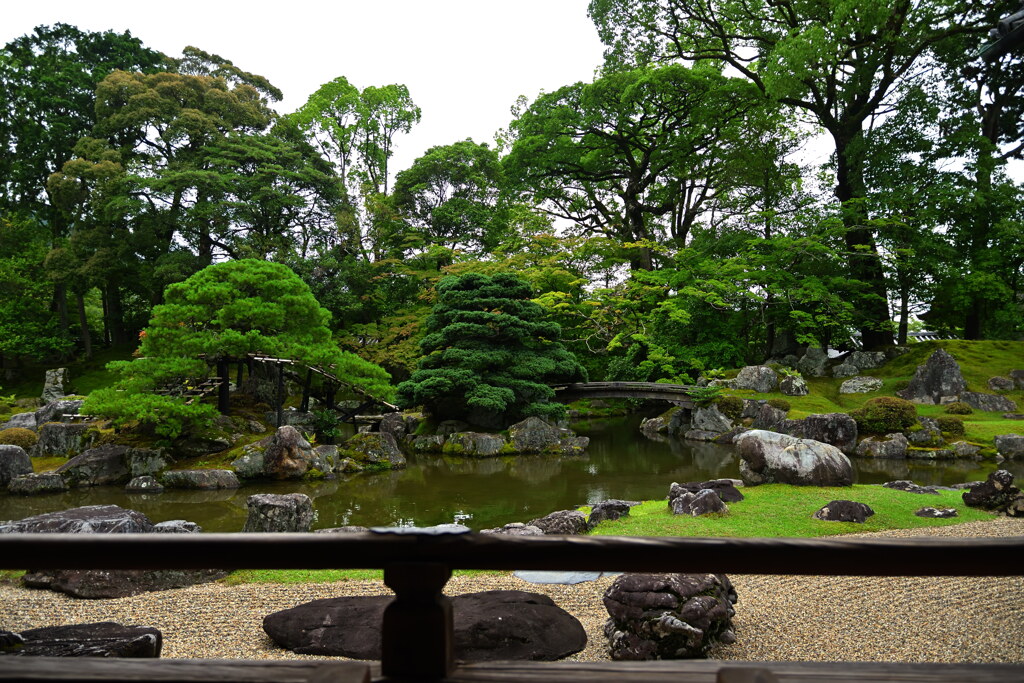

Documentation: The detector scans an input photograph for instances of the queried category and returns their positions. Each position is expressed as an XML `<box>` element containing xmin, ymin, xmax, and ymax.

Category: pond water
<box><xmin>0</xmin><ymin>416</ymin><xmax>1016</xmax><ymax>532</ymax></box>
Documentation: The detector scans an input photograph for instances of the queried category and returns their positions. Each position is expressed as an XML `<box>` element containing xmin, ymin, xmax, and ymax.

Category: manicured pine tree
<box><xmin>397</xmin><ymin>272</ymin><xmax>587</xmax><ymax>429</ymax></box>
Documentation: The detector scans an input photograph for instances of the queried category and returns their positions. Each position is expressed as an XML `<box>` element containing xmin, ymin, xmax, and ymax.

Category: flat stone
<box><xmin>6</xmin><ymin>622</ymin><xmax>161</xmax><ymax>658</ymax></box>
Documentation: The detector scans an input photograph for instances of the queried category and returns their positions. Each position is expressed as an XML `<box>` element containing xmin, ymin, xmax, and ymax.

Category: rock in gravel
<box><xmin>603</xmin><ymin>573</ymin><xmax>737</xmax><ymax>660</ymax></box>
<box><xmin>243</xmin><ymin>493</ymin><xmax>315</xmax><ymax>533</ymax></box>
<box><xmin>1</xmin><ymin>622</ymin><xmax>162</xmax><ymax>658</ymax></box>
<box><xmin>813</xmin><ymin>500</ymin><xmax>875</xmax><ymax>523</ymax></box>
<box><xmin>263</xmin><ymin>591</ymin><xmax>587</xmax><ymax>661</ymax></box>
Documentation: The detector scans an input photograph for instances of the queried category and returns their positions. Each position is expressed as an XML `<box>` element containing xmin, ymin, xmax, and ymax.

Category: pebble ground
<box><xmin>2</xmin><ymin>517</ymin><xmax>1022</xmax><ymax>663</ymax></box>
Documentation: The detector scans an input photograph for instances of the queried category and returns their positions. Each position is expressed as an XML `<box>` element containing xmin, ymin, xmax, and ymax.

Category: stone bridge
<box><xmin>551</xmin><ymin>381</ymin><xmax>697</xmax><ymax>408</ymax></box>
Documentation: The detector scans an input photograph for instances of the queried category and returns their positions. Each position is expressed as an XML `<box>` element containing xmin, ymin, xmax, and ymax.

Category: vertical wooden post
<box><xmin>382</xmin><ymin>562</ymin><xmax>453</xmax><ymax>680</ymax></box>
<box><xmin>326</xmin><ymin>384</ymin><xmax>337</xmax><ymax>411</ymax></box>
<box><xmin>300</xmin><ymin>368</ymin><xmax>313</xmax><ymax>412</ymax></box>
<box><xmin>217</xmin><ymin>359</ymin><xmax>230</xmax><ymax>415</ymax></box>
<box><xmin>275</xmin><ymin>361</ymin><xmax>285</xmax><ymax>428</ymax></box>
<box><xmin>236</xmin><ymin>360</ymin><xmax>244</xmax><ymax>388</ymax></box>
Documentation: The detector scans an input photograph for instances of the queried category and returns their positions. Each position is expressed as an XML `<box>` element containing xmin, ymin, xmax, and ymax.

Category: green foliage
<box><xmin>0</xmin><ymin>427</ymin><xmax>38</xmax><ymax>449</ymax></box>
<box><xmin>715</xmin><ymin>395</ymin><xmax>744</xmax><ymax>420</ymax></box>
<box><xmin>851</xmin><ymin>396</ymin><xmax>918</xmax><ymax>434</ymax></box>
<box><xmin>936</xmin><ymin>416</ymin><xmax>965</xmax><ymax>437</ymax></box>
<box><xmin>767</xmin><ymin>398</ymin><xmax>791</xmax><ymax>412</ymax></box>
<box><xmin>684</xmin><ymin>385</ymin><xmax>721</xmax><ymax>405</ymax></box>
<box><xmin>310</xmin><ymin>409</ymin><xmax>343</xmax><ymax>441</ymax></box>
<box><xmin>396</xmin><ymin>272</ymin><xmax>586</xmax><ymax>429</ymax></box>
<box><xmin>83</xmin><ymin>260</ymin><xmax>391</xmax><ymax>438</ymax></box>
<box><xmin>945</xmin><ymin>402</ymin><xmax>974</xmax><ymax>415</ymax></box>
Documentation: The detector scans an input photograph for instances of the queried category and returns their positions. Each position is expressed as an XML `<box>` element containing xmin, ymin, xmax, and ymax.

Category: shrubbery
<box><xmin>767</xmin><ymin>398</ymin><xmax>791</xmax><ymax>413</ymax></box>
<box><xmin>944</xmin><ymin>402</ymin><xmax>973</xmax><ymax>415</ymax></box>
<box><xmin>715</xmin><ymin>395</ymin><xmax>744</xmax><ymax>420</ymax></box>
<box><xmin>936</xmin><ymin>416</ymin><xmax>965</xmax><ymax>436</ymax></box>
<box><xmin>851</xmin><ymin>396</ymin><xmax>918</xmax><ymax>434</ymax></box>
<box><xmin>0</xmin><ymin>427</ymin><xmax>38</xmax><ymax>449</ymax></box>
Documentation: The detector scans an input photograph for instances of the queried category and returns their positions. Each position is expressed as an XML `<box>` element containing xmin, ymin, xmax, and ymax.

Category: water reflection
<box><xmin>0</xmin><ymin>416</ymin><xmax>1018</xmax><ymax>532</ymax></box>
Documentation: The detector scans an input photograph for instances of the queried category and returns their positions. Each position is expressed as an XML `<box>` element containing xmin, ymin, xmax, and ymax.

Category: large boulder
<box><xmin>1012</xmin><ymin>369</ymin><xmax>1024</xmax><ymax>389</ymax></box>
<box><xmin>735</xmin><ymin>430</ymin><xmax>853</xmax><ymax>487</ymax></box>
<box><xmin>341</xmin><ymin>432</ymin><xmax>407</xmax><ymax>470</ymax></box>
<box><xmin>751</xmin><ymin>403</ymin><xmax>788</xmax><ymax>431</ymax></box>
<box><xmin>689</xmin><ymin>405</ymin><xmax>734</xmax><ymax>434</ymax></box>
<box><xmin>161</xmin><ymin>469</ymin><xmax>240</xmax><ymax>490</ymax></box>
<box><xmin>508</xmin><ymin>417</ymin><xmax>589</xmax><ymax>455</ymax></box>
<box><xmin>243</xmin><ymin>493</ymin><xmax>315</xmax><ymax>533</ymax></box>
<box><xmin>53</xmin><ymin>444</ymin><xmax>165</xmax><ymax>487</ymax></box>
<box><xmin>603</xmin><ymin>573</ymin><xmax>736</xmax><ymax>660</ymax></box>
<box><xmin>962</xmin><ymin>470</ymin><xmax>1024</xmax><ymax>516</ymax></box>
<box><xmin>7</xmin><ymin>472</ymin><xmax>68</xmax><ymax>495</ymax></box>
<box><xmin>960</xmin><ymin>391</ymin><xmax>1017</xmax><ymax>413</ymax></box>
<box><xmin>812</xmin><ymin>500</ymin><xmax>874</xmax><ymax>523</ymax></box>
<box><xmin>587</xmin><ymin>499</ymin><xmax>635</xmax><ymax>527</ymax></box>
<box><xmin>897</xmin><ymin>349</ymin><xmax>967</xmax><ymax>404</ymax></box>
<box><xmin>995</xmin><ymin>434</ymin><xmax>1024</xmax><ymax>459</ymax></box>
<box><xmin>0</xmin><ymin>411</ymin><xmax>37</xmax><ymax>431</ymax></box>
<box><xmin>906</xmin><ymin>417</ymin><xmax>944</xmax><ymax>447</ymax></box>
<box><xmin>831</xmin><ymin>362</ymin><xmax>859</xmax><ymax>378</ymax></box>
<box><xmin>1</xmin><ymin>505</ymin><xmax>227</xmax><ymax>598</ymax></box>
<box><xmin>378</xmin><ymin>411</ymin><xmax>422</xmax><ymax>442</ymax></box>
<box><xmin>669</xmin><ymin>489</ymin><xmax>728</xmax><ymax>517</ymax></box>
<box><xmin>3</xmin><ymin>622</ymin><xmax>162</xmax><ymax>658</ymax></box>
<box><xmin>855</xmin><ymin>433</ymin><xmax>909</xmax><ymax>459</ymax></box>
<box><xmin>847</xmin><ymin>351</ymin><xmax>887</xmax><ymax>371</ymax></box>
<box><xmin>789</xmin><ymin>413</ymin><xmax>859</xmax><ymax>455</ymax></box>
<box><xmin>263</xmin><ymin>591</ymin><xmax>586</xmax><ymax>661</ymax></box>
<box><xmin>444</xmin><ymin>432</ymin><xmax>508</xmax><ymax>457</ymax></box>
<box><xmin>988</xmin><ymin>376</ymin><xmax>1016</xmax><ymax>392</ymax></box>
<box><xmin>839</xmin><ymin>376</ymin><xmax>883</xmax><ymax>394</ymax></box>
<box><xmin>30</xmin><ymin>422</ymin><xmax>97</xmax><ymax>458</ymax></box>
<box><xmin>796</xmin><ymin>347</ymin><xmax>829</xmax><ymax>378</ymax></box>
<box><xmin>40</xmin><ymin>368</ymin><xmax>70</xmax><ymax>403</ymax></box>
<box><xmin>0</xmin><ymin>445</ymin><xmax>32</xmax><ymax>487</ymax></box>
<box><xmin>528</xmin><ymin>510</ymin><xmax>589</xmax><ymax>535</ymax></box>
<box><xmin>732</xmin><ymin>366</ymin><xmax>778</xmax><ymax>393</ymax></box>
<box><xmin>232</xmin><ymin>425</ymin><xmax>319</xmax><ymax>480</ymax></box>
<box><xmin>779</xmin><ymin>375</ymin><xmax>809</xmax><ymax>396</ymax></box>
<box><xmin>640</xmin><ymin>406</ymin><xmax>690</xmax><ymax>437</ymax></box>
<box><xmin>0</xmin><ymin>505</ymin><xmax>153</xmax><ymax>534</ymax></box>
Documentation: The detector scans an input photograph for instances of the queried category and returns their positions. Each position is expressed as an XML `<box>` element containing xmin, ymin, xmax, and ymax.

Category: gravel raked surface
<box><xmin>1</xmin><ymin>517</ymin><xmax>1022</xmax><ymax>663</ymax></box>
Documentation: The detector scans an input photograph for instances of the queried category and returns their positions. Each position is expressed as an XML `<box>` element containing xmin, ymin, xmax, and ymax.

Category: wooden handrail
<box><xmin>0</xmin><ymin>531</ymin><xmax>1020</xmax><ymax>576</ymax></box>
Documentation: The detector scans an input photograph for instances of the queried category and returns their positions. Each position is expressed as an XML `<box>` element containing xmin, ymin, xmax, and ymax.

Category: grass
<box><xmin>0</xmin><ymin>570</ymin><xmax>26</xmax><ymax>587</ymax></box>
<box><xmin>589</xmin><ymin>484</ymin><xmax>995</xmax><ymax>538</ymax></box>
<box><xmin>1</xmin><ymin>347</ymin><xmax>132</xmax><ymax>400</ymax></box>
<box><xmin>720</xmin><ymin>340</ymin><xmax>1024</xmax><ymax>446</ymax></box>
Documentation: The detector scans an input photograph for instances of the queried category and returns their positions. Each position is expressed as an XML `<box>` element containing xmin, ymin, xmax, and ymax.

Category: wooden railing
<box><xmin>552</xmin><ymin>381</ymin><xmax>698</xmax><ymax>406</ymax></box>
<box><xmin>1</xmin><ymin>530</ymin><xmax>1023</xmax><ymax>682</ymax></box>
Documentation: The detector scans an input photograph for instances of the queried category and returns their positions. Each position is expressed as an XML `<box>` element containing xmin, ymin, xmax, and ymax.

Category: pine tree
<box><xmin>397</xmin><ymin>272</ymin><xmax>586</xmax><ymax>429</ymax></box>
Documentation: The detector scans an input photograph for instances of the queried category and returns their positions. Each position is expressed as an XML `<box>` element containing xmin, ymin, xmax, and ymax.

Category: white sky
<box><xmin>2</xmin><ymin>0</ymin><xmax>607</xmax><ymax>177</ymax></box>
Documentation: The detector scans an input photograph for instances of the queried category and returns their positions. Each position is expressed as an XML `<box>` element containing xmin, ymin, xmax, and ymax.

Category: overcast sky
<box><xmin>3</xmin><ymin>0</ymin><xmax>607</xmax><ymax>177</ymax></box>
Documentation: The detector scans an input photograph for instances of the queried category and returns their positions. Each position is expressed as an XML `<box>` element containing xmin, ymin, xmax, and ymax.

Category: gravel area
<box><xmin>2</xmin><ymin>517</ymin><xmax>1022</xmax><ymax>663</ymax></box>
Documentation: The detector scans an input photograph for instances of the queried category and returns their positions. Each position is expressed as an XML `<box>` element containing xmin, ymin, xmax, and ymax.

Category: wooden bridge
<box><xmin>552</xmin><ymin>381</ymin><xmax>698</xmax><ymax>408</ymax></box>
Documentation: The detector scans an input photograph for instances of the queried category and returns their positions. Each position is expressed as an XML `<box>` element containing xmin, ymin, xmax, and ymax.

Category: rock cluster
<box><xmin>897</xmin><ymin>349</ymin><xmax>1017</xmax><ymax>413</ymax></box>
<box><xmin>962</xmin><ymin>470</ymin><xmax>1024</xmax><ymax>516</ymax></box>
<box><xmin>603</xmin><ymin>573</ymin><xmax>737</xmax><ymax>660</ymax></box>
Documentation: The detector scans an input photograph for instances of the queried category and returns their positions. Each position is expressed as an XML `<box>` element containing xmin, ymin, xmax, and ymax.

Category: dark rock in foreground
<box><xmin>812</xmin><ymin>500</ymin><xmax>875</xmax><ymax>523</ymax></box>
<box><xmin>0</xmin><ymin>505</ymin><xmax>227</xmax><ymax>598</ymax></box>
<box><xmin>603</xmin><ymin>573</ymin><xmax>736</xmax><ymax>660</ymax></box>
<box><xmin>962</xmin><ymin>470</ymin><xmax>1024</xmax><ymax>516</ymax></box>
<box><xmin>0</xmin><ymin>622</ymin><xmax>162</xmax><ymax>658</ymax></box>
<box><xmin>263</xmin><ymin>590</ymin><xmax>586</xmax><ymax>661</ymax></box>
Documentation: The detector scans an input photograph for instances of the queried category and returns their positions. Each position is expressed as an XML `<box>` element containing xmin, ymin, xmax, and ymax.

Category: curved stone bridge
<box><xmin>551</xmin><ymin>381</ymin><xmax>697</xmax><ymax>408</ymax></box>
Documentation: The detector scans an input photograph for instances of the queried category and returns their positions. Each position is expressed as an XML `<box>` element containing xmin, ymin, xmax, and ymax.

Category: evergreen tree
<box><xmin>396</xmin><ymin>272</ymin><xmax>587</xmax><ymax>429</ymax></box>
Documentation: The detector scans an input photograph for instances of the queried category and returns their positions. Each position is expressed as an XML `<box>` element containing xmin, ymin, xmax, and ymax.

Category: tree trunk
<box><xmin>105</xmin><ymin>282</ymin><xmax>128</xmax><ymax>347</ymax></box>
<box><xmin>832</xmin><ymin>128</ymin><xmax>893</xmax><ymax>349</ymax></box>
<box><xmin>76</xmin><ymin>292</ymin><xmax>92</xmax><ymax>359</ymax></box>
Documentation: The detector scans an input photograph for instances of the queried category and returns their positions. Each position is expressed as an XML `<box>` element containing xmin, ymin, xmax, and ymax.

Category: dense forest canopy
<box><xmin>1</xmin><ymin>5</ymin><xmax>1021</xmax><ymax>393</ymax></box>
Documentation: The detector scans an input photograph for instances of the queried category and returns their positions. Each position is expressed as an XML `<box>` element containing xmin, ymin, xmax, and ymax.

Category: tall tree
<box><xmin>505</xmin><ymin>63</ymin><xmax>770</xmax><ymax>270</ymax></box>
<box><xmin>588</xmin><ymin>0</ymin><xmax>982</xmax><ymax>346</ymax></box>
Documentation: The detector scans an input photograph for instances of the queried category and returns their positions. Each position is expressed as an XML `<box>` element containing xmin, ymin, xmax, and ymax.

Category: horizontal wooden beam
<box><xmin>0</xmin><ymin>532</ymin><xmax>1020</xmax><ymax>577</ymax></box>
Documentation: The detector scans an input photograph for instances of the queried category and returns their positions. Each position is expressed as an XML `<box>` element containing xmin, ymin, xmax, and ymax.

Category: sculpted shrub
<box><xmin>0</xmin><ymin>427</ymin><xmax>38</xmax><ymax>449</ymax></box>
<box><xmin>936</xmin><ymin>416</ymin><xmax>965</xmax><ymax>436</ymax></box>
<box><xmin>767</xmin><ymin>398</ymin><xmax>791</xmax><ymax>413</ymax></box>
<box><xmin>944</xmin><ymin>402</ymin><xmax>973</xmax><ymax>415</ymax></box>
<box><xmin>851</xmin><ymin>396</ymin><xmax>917</xmax><ymax>434</ymax></box>
<box><xmin>715</xmin><ymin>395</ymin><xmax>744</xmax><ymax>420</ymax></box>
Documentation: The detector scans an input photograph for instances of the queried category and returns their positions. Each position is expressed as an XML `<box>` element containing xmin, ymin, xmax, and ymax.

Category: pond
<box><xmin>0</xmin><ymin>416</ymin><xmax>1016</xmax><ymax>532</ymax></box>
